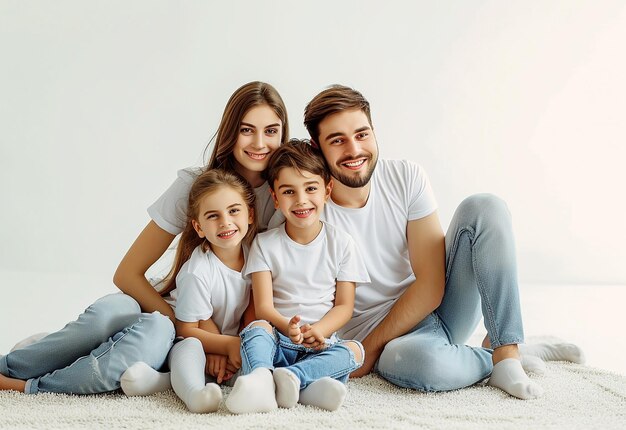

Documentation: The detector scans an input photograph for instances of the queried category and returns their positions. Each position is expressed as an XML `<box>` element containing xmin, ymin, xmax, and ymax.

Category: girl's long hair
<box><xmin>205</xmin><ymin>81</ymin><xmax>289</xmax><ymax>170</ymax></box>
<box><xmin>159</xmin><ymin>169</ymin><xmax>256</xmax><ymax>296</ymax></box>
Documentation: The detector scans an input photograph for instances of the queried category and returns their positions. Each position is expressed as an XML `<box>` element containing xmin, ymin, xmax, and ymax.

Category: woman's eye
<box><xmin>240</xmin><ymin>127</ymin><xmax>253</xmax><ymax>134</ymax></box>
<box><xmin>266</xmin><ymin>128</ymin><xmax>278</xmax><ymax>135</ymax></box>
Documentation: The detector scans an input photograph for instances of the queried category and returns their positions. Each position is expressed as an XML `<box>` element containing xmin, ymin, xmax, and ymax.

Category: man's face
<box><xmin>316</xmin><ymin>109</ymin><xmax>378</xmax><ymax>188</ymax></box>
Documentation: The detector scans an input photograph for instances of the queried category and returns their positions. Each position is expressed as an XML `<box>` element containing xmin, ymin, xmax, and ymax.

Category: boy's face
<box><xmin>316</xmin><ymin>108</ymin><xmax>378</xmax><ymax>189</ymax></box>
<box><xmin>271</xmin><ymin>167</ymin><xmax>332</xmax><ymax>230</ymax></box>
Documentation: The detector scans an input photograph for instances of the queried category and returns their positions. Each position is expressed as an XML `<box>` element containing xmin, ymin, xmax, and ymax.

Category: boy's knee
<box><xmin>341</xmin><ymin>340</ymin><xmax>364</xmax><ymax>365</ymax></box>
<box><xmin>248</xmin><ymin>320</ymin><xmax>273</xmax><ymax>334</ymax></box>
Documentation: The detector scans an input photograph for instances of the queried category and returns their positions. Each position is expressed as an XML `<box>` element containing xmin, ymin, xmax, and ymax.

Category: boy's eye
<box><xmin>282</xmin><ymin>190</ymin><xmax>294</xmax><ymax>195</ymax></box>
<box><xmin>306</xmin><ymin>186</ymin><xmax>318</xmax><ymax>192</ymax></box>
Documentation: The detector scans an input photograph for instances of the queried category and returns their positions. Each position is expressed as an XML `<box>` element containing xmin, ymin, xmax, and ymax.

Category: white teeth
<box><xmin>246</xmin><ymin>152</ymin><xmax>267</xmax><ymax>160</ymax></box>
<box><xmin>293</xmin><ymin>209</ymin><xmax>312</xmax><ymax>215</ymax></box>
<box><xmin>218</xmin><ymin>230</ymin><xmax>236</xmax><ymax>238</ymax></box>
<box><xmin>344</xmin><ymin>159</ymin><xmax>365</xmax><ymax>167</ymax></box>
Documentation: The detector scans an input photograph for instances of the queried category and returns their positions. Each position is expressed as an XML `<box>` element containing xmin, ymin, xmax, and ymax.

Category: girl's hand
<box><xmin>205</xmin><ymin>354</ymin><xmax>229</xmax><ymax>384</ymax></box>
<box><xmin>301</xmin><ymin>324</ymin><xmax>326</xmax><ymax>350</ymax></box>
<box><xmin>226</xmin><ymin>337</ymin><xmax>242</xmax><ymax>369</ymax></box>
<box><xmin>288</xmin><ymin>315</ymin><xmax>304</xmax><ymax>344</ymax></box>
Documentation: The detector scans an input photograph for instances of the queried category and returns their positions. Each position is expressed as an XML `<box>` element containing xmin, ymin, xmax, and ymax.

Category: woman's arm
<box><xmin>251</xmin><ymin>271</ymin><xmax>290</xmax><ymax>335</ymax></box>
<box><xmin>113</xmin><ymin>220</ymin><xmax>176</xmax><ymax>320</ymax></box>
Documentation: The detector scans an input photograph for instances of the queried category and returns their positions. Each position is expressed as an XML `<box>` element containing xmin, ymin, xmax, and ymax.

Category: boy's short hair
<box><xmin>265</xmin><ymin>138</ymin><xmax>331</xmax><ymax>189</ymax></box>
<box><xmin>304</xmin><ymin>85</ymin><xmax>372</xmax><ymax>145</ymax></box>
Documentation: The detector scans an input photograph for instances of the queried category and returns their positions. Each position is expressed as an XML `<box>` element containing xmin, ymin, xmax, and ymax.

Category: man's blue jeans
<box><xmin>375</xmin><ymin>194</ymin><xmax>524</xmax><ymax>391</ymax></box>
<box><xmin>0</xmin><ymin>293</ymin><xmax>174</xmax><ymax>394</ymax></box>
<box><xmin>240</xmin><ymin>322</ymin><xmax>363</xmax><ymax>389</ymax></box>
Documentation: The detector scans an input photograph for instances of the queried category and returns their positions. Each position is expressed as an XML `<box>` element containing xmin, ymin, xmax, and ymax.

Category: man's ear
<box><xmin>191</xmin><ymin>219</ymin><xmax>205</xmax><ymax>238</ymax></box>
<box><xmin>310</xmin><ymin>139</ymin><xmax>319</xmax><ymax>149</ymax></box>
<box><xmin>270</xmin><ymin>188</ymin><xmax>279</xmax><ymax>209</ymax></box>
<box><xmin>325</xmin><ymin>178</ymin><xmax>333</xmax><ymax>200</ymax></box>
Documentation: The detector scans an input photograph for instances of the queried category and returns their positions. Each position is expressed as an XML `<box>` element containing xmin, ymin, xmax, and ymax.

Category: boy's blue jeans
<box><xmin>240</xmin><ymin>322</ymin><xmax>363</xmax><ymax>389</ymax></box>
<box><xmin>375</xmin><ymin>194</ymin><xmax>524</xmax><ymax>392</ymax></box>
<box><xmin>0</xmin><ymin>293</ymin><xmax>174</xmax><ymax>394</ymax></box>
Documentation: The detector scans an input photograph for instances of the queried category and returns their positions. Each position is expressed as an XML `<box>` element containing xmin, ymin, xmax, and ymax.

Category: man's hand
<box><xmin>288</xmin><ymin>315</ymin><xmax>304</xmax><ymax>344</ymax></box>
<box><xmin>350</xmin><ymin>336</ymin><xmax>382</xmax><ymax>378</ymax></box>
<box><xmin>301</xmin><ymin>324</ymin><xmax>326</xmax><ymax>350</ymax></box>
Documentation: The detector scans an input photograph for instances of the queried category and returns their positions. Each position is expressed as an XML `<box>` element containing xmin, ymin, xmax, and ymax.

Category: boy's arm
<box><xmin>308</xmin><ymin>281</ymin><xmax>355</xmax><ymax>339</ymax></box>
<box><xmin>251</xmin><ymin>271</ymin><xmax>290</xmax><ymax>335</ymax></box>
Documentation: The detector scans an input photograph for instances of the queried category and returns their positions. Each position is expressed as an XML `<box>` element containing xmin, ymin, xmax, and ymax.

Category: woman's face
<box><xmin>232</xmin><ymin>104</ymin><xmax>282</xmax><ymax>184</ymax></box>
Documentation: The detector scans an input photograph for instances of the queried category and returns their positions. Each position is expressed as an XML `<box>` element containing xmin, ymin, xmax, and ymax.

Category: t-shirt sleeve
<box><xmin>242</xmin><ymin>236</ymin><xmax>272</xmax><ymax>279</ymax></box>
<box><xmin>406</xmin><ymin>161</ymin><xmax>438</xmax><ymax>221</ymax></box>
<box><xmin>147</xmin><ymin>169</ymin><xmax>197</xmax><ymax>235</ymax></box>
<box><xmin>174</xmin><ymin>273</ymin><xmax>214</xmax><ymax>322</ymax></box>
<box><xmin>337</xmin><ymin>234</ymin><xmax>371</xmax><ymax>284</ymax></box>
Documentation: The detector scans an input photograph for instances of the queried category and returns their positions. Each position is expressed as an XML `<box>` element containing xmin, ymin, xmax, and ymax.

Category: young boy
<box><xmin>225</xmin><ymin>139</ymin><xmax>370</xmax><ymax>414</ymax></box>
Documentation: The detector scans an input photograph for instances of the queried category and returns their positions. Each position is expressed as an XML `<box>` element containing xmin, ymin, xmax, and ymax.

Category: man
<box><xmin>302</xmin><ymin>85</ymin><xmax>583</xmax><ymax>399</ymax></box>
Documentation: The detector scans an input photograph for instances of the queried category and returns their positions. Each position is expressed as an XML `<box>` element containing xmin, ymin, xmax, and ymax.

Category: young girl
<box><xmin>153</xmin><ymin>168</ymin><xmax>256</xmax><ymax>413</ymax></box>
<box><xmin>0</xmin><ymin>81</ymin><xmax>288</xmax><ymax>395</ymax></box>
<box><xmin>225</xmin><ymin>140</ymin><xmax>370</xmax><ymax>414</ymax></box>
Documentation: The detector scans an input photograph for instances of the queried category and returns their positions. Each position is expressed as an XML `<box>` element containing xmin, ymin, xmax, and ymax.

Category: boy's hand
<box><xmin>288</xmin><ymin>315</ymin><xmax>304</xmax><ymax>344</ymax></box>
<box><xmin>301</xmin><ymin>324</ymin><xmax>326</xmax><ymax>350</ymax></box>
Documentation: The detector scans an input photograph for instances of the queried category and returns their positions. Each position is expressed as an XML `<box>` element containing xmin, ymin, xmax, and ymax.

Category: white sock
<box><xmin>10</xmin><ymin>332</ymin><xmax>49</xmax><ymax>352</ymax></box>
<box><xmin>521</xmin><ymin>354</ymin><xmax>547</xmax><ymax>375</ymax></box>
<box><xmin>299</xmin><ymin>377</ymin><xmax>347</xmax><ymax>411</ymax></box>
<box><xmin>273</xmin><ymin>368</ymin><xmax>300</xmax><ymax>408</ymax></box>
<box><xmin>488</xmin><ymin>358</ymin><xmax>543</xmax><ymax>400</ymax></box>
<box><xmin>225</xmin><ymin>368</ymin><xmax>277</xmax><ymax>414</ymax></box>
<box><xmin>121</xmin><ymin>362</ymin><xmax>172</xmax><ymax>396</ymax></box>
<box><xmin>519</xmin><ymin>342</ymin><xmax>585</xmax><ymax>364</ymax></box>
<box><xmin>169</xmin><ymin>338</ymin><xmax>222</xmax><ymax>413</ymax></box>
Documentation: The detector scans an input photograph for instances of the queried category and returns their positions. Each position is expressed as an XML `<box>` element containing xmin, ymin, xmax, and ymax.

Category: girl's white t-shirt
<box><xmin>243</xmin><ymin>222</ymin><xmax>370</xmax><ymax>326</ymax></box>
<box><xmin>170</xmin><ymin>246</ymin><xmax>250</xmax><ymax>336</ymax></box>
<box><xmin>147</xmin><ymin>167</ymin><xmax>276</xmax><ymax>234</ymax></box>
<box><xmin>321</xmin><ymin>159</ymin><xmax>438</xmax><ymax>342</ymax></box>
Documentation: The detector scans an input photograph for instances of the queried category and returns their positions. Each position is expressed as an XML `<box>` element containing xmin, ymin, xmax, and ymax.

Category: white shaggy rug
<box><xmin>1</xmin><ymin>361</ymin><xmax>625</xmax><ymax>429</ymax></box>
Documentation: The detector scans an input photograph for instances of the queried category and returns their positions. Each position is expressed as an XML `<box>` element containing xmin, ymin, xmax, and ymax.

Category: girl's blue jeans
<box><xmin>375</xmin><ymin>194</ymin><xmax>524</xmax><ymax>392</ymax></box>
<box><xmin>240</xmin><ymin>322</ymin><xmax>363</xmax><ymax>389</ymax></box>
<box><xmin>0</xmin><ymin>293</ymin><xmax>175</xmax><ymax>394</ymax></box>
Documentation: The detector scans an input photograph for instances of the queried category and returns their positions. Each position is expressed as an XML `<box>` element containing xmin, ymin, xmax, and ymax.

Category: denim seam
<box><xmin>240</xmin><ymin>325</ymin><xmax>278</xmax><ymax>372</ymax></box>
<box><xmin>320</xmin><ymin>343</ymin><xmax>359</xmax><ymax>380</ymax></box>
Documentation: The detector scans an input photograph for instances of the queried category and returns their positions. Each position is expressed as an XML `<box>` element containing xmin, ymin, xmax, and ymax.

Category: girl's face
<box><xmin>233</xmin><ymin>105</ymin><xmax>282</xmax><ymax>182</ymax></box>
<box><xmin>192</xmin><ymin>186</ymin><xmax>253</xmax><ymax>252</ymax></box>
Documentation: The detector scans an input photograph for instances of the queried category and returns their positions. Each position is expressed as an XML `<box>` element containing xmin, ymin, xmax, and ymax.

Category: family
<box><xmin>0</xmin><ymin>82</ymin><xmax>584</xmax><ymax>413</ymax></box>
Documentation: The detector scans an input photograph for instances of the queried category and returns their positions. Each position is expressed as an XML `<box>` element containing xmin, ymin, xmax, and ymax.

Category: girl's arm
<box><xmin>303</xmin><ymin>281</ymin><xmax>356</xmax><ymax>347</ymax></box>
<box><xmin>176</xmin><ymin>320</ymin><xmax>240</xmax><ymax>367</ymax></box>
<box><xmin>251</xmin><ymin>271</ymin><xmax>290</xmax><ymax>335</ymax></box>
<box><xmin>113</xmin><ymin>221</ymin><xmax>176</xmax><ymax>320</ymax></box>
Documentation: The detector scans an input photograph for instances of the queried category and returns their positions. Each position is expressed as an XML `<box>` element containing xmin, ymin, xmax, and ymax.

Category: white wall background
<box><xmin>1</xmin><ymin>0</ymin><xmax>625</xmax><ymax>287</ymax></box>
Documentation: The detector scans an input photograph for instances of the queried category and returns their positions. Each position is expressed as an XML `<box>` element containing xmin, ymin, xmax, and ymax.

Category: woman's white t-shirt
<box><xmin>147</xmin><ymin>167</ymin><xmax>276</xmax><ymax>235</ymax></box>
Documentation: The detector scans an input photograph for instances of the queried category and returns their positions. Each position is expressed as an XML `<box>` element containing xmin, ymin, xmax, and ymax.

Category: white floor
<box><xmin>1</xmin><ymin>271</ymin><xmax>625</xmax><ymax>376</ymax></box>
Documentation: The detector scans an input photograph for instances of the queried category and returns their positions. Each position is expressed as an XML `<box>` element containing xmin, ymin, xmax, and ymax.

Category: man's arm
<box><xmin>351</xmin><ymin>211</ymin><xmax>446</xmax><ymax>377</ymax></box>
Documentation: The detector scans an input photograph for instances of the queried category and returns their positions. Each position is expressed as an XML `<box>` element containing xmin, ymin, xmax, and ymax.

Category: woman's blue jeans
<box><xmin>0</xmin><ymin>293</ymin><xmax>175</xmax><ymax>394</ymax></box>
<box><xmin>375</xmin><ymin>194</ymin><xmax>524</xmax><ymax>392</ymax></box>
<box><xmin>240</xmin><ymin>322</ymin><xmax>363</xmax><ymax>389</ymax></box>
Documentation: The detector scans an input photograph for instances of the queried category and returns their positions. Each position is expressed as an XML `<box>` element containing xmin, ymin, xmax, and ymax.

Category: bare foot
<box><xmin>0</xmin><ymin>374</ymin><xmax>26</xmax><ymax>392</ymax></box>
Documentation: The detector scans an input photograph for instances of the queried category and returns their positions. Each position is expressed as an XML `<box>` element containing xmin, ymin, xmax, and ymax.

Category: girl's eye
<box><xmin>282</xmin><ymin>190</ymin><xmax>294</xmax><ymax>195</ymax></box>
<box><xmin>207</xmin><ymin>214</ymin><xmax>217</xmax><ymax>220</ymax></box>
<box><xmin>229</xmin><ymin>208</ymin><xmax>240</xmax><ymax>215</ymax></box>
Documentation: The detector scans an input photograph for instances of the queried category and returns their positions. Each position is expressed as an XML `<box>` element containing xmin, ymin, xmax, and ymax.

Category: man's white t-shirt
<box><xmin>170</xmin><ymin>246</ymin><xmax>250</xmax><ymax>336</ymax></box>
<box><xmin>243</xmin><ymin>222</ymin><xmax>370</xmax><ymax>326</ymax></box>
<box><xmin>322</xmin><ymin>159</ymin><xmax>438</xmax><ymax>342</ymax></box>
<box><xmin>147</xmin><ymin>167</ymin><xmax>276</xmax><ymax>234</ymax></box>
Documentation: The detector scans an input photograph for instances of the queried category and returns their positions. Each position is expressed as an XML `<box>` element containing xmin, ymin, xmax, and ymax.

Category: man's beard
<box><xmin>329</xmin><ymin>154</ymin><xmax>378</xmax><ymax>189</ymax></box>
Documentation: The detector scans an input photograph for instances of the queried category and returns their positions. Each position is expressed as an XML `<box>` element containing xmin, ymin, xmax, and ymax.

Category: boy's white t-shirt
<box><xmin>147</xmin><ymin>167</ymin><xmax>276</xmax><ymax>234</ymax></box>
<box><xmin>320</xmin><ymin>159</ymin><xmax>438</xmax><ymax>342</ymax></box>
<box><xmin>243</xmin><ymin>222</ymin><xmax>370</xmax><ymax>326</ymax></box>
<box><xmin>170</xmin><ymin>246</ymin><xmax>250</xmax><ymax>336</ymax></box>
